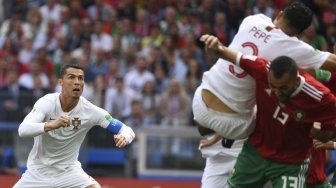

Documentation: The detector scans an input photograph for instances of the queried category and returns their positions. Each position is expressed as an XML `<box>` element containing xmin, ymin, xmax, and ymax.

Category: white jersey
<box><xmin>19</xmin><ymin>93</ymin><xmax>129</xmax><ymax>171</ymax></box>
<box><xmin>201</xmin><ymin>14</ymin><xmax>330</xmax><ymax>113</ymax></box>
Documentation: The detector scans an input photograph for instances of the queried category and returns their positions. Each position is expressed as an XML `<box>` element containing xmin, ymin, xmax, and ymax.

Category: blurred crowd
<box><xmin>0</xmin><ymin>0</ymin><xmax>335</xmax><ymax>127</ymax></box>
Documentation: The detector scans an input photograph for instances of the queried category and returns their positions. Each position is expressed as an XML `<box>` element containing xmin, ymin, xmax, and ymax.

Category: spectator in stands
<box><xmin>91</xmin><ymin>21</ymin><xmax>113</xmax><ymax>53</ymax></box>
<box><xmin>249</xmin><ymin>0</ymin><xmax>275</xmax><ymax>19</ymax></box>
<box><xmin>18</xmin><ymin>37</ymin><xmax>35</xmax><ymax>65</ymax></box>
<box><xmin>104</xmin><ymin>76</ymin><xmax>137</xmax><ymax>120</ymax></box>
<box><xmin>119</xmin><ymin>18</ymin><xmax>139</xmax><ymax>52</ymax></box>
<box><xmin>124</xmin><ymin>54</ymin><xmax>155</xmax><ymax>95</ymax></box>
<box><xmin>0</xmin><ymin>52</ymin><xmax>8</xmax><ymax>88</ymax></box>
<box><xmin>87</xmin><ymin>48</ymin><xmax>109</xmax><ymax>83</ymax></box>
<box><xmin>140</xmin><ymin>81</ymin><xmax>161</xmax><ymax>125</ymax></box>
<box><xmin>152</xmin><ymin>63</ymin><xmax>169</xmax><ymax>94</ymax></box>
<box><xmin>124</xmin><ymin>100</ymin><xmax>145</xmax><ymax>178</ymax></box>
<box><xmin>0</xmin><ymin>140</ymin><xmax>19</xmax><ymax>176</ymax></box>
<box><xmin>0</xmin><ymin>69</ymin><xmax>33</xmax><ymax>121</ymax></box>
<box><xmin>159</xmin><ymin>78</ymin><xmax>191</xmax><ymax>126</ymax></box>
<box><xmin>301</xmin><ymin>23</ymin><xmax>329</xmax><ymax>51</ymax></box>
<box><xmin>35</xmin><ymin>47</ymin><xmax>55</xmax><ymax>77</ymax></box>
<box><xmin>86</xmin><ymin>75</ymin><xmax>106</xmax><ymax>108</ymax></box>
<box><xmin>104</xmin><ymin>58</ymin><xmax>120</xmax><ymax>88</ymax></box>
<box><xmin>87</xmin><ymin>0</ymin><xmax>113</xmax><ymax>22</ymax></box>
<box><xmin>33</xmin><ymin>21</ymin><xmax>58</xmax><ymax>53</ymax></box>
<box><xmin>18</xmin><ymin>60</ymin><xmax>49</xmax><ymax>90</ymax></box>
<box><xmin>39</xmin><ymin>0</ymin><xmax>63</xmax><ymax>25</ymax></box>
<box><xmin>134</xmin><ymin>8</ymin><xmax>151</xmax><ymax>38</ymax></box>
<box><xmin>66</xmin><ymin>18</ymin><xmax>83</xmax><ymax>51</ymax></box>
<box><xmin>26</xmin><ymin>7</ymin><xmax>45</xmax><ymax>39</ymax></box>
<box><xmin>184</xmin><ymin>58</ymin><xmax>202</xmax><ymax>98</ymax></box>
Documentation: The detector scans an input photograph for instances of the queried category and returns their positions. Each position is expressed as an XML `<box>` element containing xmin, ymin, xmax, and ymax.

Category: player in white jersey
<box><xmin>193</xmin><ymin>2</ymin><xmax>336</xmax><ymax>188</ymax></box>
<box><xmin>13</xmin><ymin>64</ymin><xmax>135</xmax><ymax>188</ymax></box>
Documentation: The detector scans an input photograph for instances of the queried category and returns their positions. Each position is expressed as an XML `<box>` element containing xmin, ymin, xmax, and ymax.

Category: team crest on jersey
<box><xmin>72</xmin><ymin>117</ymin><xmax>81</xmax><ymax>130</ymax></box>
<box><xmin>293</xmin><ymin>110</ymin><xmax>305</xmax><ymax>121</ymax></box>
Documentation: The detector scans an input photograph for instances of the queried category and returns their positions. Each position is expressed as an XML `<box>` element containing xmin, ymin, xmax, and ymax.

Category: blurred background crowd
<box><xmin>0</xmin><ymin>0</ymin><xmax>335</xmax><ymax>178</ymax></box>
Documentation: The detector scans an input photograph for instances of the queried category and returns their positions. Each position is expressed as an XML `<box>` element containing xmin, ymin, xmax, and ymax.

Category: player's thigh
<box><xmin>269</xmin><ymin>158</ymin><xmax>310</xmax><ymax>188</ymax></box>
<box><xmin>54</xmin><ymin>167</ymin><xmax>100</xmax><ymax>188</ymax></box>
<box><xmin>13</xmin><ymin>169</ymin><xmax>53</xmax><ymax>188</ymax></box>
<box><xmin>192</xmin><ymin>88</ymin><xmax>254</xmax><ymax>139</ymax></box>
<box><xmin>306</xmin><ymin>182</ymin><xmax>332</xmax><ymax>188</ymax></box>
<box><xmin>202</xmin><ymin>155</ymin><xmax>236</xmax><ymax>188</ymax></box>
<box><xmin>228</xmin><ymin>142</ymin><xmax>269</xmax><ymax>188</ymax></box>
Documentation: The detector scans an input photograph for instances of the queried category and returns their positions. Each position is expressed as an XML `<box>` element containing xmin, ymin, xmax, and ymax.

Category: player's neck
<box><xmin>273</xmin><ymin>18</ymin><xmax>297</xmax><ymax>37</ymax></box>
<box><xmin>59</xmin><ymin>94</ymin><xmax>79</xmax><ymax>112</ymax></box>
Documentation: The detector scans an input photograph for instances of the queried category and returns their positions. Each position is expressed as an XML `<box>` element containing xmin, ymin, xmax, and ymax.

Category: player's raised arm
<box><xmin>200</xmin><ymin>34</ymin><xmax>240</xmax><ymax>65</ymax></box>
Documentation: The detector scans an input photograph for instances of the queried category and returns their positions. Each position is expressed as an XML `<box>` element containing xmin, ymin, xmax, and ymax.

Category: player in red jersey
<box><xmin>200</xmin><ymin>34</ymin><xmax>336</xmax><ymax>188</ymax></box>
<box><xmin>306</xmin><ymin>69</ymin><xmax>336</xmax><ymax>188</ymax></box>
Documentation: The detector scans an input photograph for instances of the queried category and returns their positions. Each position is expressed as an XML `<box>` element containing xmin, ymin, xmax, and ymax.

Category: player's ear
<box><xmin>58</xmin><ymin>78</ymin><xmax>63</xmax><ymax>86</ymax></box>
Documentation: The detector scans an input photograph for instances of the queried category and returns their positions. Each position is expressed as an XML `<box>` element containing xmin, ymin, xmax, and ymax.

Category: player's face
<box><xmin>60</xmin><ymin>67</ymin><xmax>84</xmax><ymax>99</ymax></box>
<box><xmin>268</xmin><ymin>71</ymin><xmax>297</xmax><ymax>102</ymax></box>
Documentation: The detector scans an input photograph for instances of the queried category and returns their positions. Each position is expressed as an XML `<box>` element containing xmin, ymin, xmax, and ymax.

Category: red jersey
<box><xmin>306</xmin><ymin>149</ymin><xmax>327</xmax><ymax>185</ymax></box>
<box><xmin>238</xmin><ymin>54</ymin><xmax>336</xmax><ymax>164</ymax></box>
<box><xmin>306</xmin><ymin>72</ymin><xmax>336</xmax><ymax>185</ymax></box>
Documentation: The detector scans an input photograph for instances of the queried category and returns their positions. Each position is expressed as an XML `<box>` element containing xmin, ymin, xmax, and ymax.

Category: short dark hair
<box><xmin>269</xmin><ymin>56</ymin><xmax>297</xmax><ymax>79</ymax></box>
<box><xmin>283</xmin><ymin>2</ymin><xmax>313</xmax><ymax>34</ymax></box>
<box><xmin>59</xmin><ymin>64</ymin><xmax>84</xmax><ymax>78</ymax></box>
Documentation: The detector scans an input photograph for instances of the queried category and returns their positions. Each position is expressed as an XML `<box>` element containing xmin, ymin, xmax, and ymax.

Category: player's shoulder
<box><xmin>78</xmin><ymin>96</ymin><xmax>101</xmax><ymax>111</ymax></box>
<box><xmin>79</xmin><ymin>96</ymin><xmax>94</xmax><ymax>106</ymax></box>
<box><xmin>300</xmin><ymin>73</ymin><xmax>330</xmax><ymax>100</ymax></box>
<box><xmin>244</xmin><ymin>14</ymin><xmax>272</xmax><ymax>23</ymax></box>
<box><xmin>36</xmin><ymin>93</ymin><xmax>59</xmax><ymax>103</ymax></box>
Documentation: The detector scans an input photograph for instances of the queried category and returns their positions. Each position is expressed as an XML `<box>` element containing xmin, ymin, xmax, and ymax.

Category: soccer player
<box><xmin>193</xmin><ymin>2</ymin><xmax>336</xmax><ymax>187</ymax></box>
<box><xmin>13</xmin><ymin>64</ymin><xmax>135</xmax><ymax>188</ymax></box>
<box><xmin>201</xmin><ymin>34</ymin><xmax>336</xmax><ymax>188</ymax></box>
<box><xmin>306</xmin><ymin>69</ymin><xmax>336</xmax><ymax>188</ymax></box>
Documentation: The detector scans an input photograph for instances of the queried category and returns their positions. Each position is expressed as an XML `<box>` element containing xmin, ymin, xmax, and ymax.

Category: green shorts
<box><xmin>306</xmin><ymin>182</ymin><xmax>332</xmax><ymax>188</ymax></box>
<box><xmin>228</xmin><ymin>142</ymin><xmax>310</xmax><ymax>188</ymax></box>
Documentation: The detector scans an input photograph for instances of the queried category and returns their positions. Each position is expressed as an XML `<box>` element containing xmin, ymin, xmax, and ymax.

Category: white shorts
<box><xmin>201</xmin><ymin>153</ymin><xmax>236</xmax><ymax>188</ymax></box>
<box><xmin>192</xmin><ymin>87</ymin><xmax>255</xmax><ymax>140</ymax></box>
<box><xmin>13</xmin><ymin>165</ymin><xmax>99</xmax><ymax>188</ymax></box>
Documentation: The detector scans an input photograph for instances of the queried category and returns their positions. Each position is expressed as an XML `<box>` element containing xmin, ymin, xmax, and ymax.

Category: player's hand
<box><xmin>199</xmin><ymin>133</ymin><xmax>222</xmax><ymax>149</ymax></box>
<box><xmin>310</xmin><ymin>122</ymin><xmax>336</xmax><ymax>143</ymax></box>
<box><xmin>312</xmin><ymin>139</ymin><xmax>325</xmax><ymax>149</ymax></box>
<box><xmin>313</xmin><ymin>139</ymin><xmax>334</xmax><ymax>150</ymax></box>
<box><xmin>114</xmin><ymin>134</ymin><xmax>128</xmax><ymax>148</ymax></box>
<box><xmin>200</xmin><ymin>34</ymin><xmax>223</xmax><ymax>53</ymax></box>
<box><xmin>199</xmin><ymin>138</ymin><xmax>216</xmax><ymax>149</ymax></box>
<box><xmin>45</xmin><ymin>115</ymin><xmax>71</xmax><ymax>132</ymax></box>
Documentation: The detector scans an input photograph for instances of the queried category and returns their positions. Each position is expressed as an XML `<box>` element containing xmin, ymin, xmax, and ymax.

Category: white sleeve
<box><xmin>18</xmin><ymin>96</ymin><xmax>50</xmax><ymax>137</ymax></box>
<box><xmin>18</xmin><ymin>110</ymin><xmax>45</xmax><ymax>137</ymax></box>
<box><xmin>280</xmin><ymin>39</ymin><xmax>330</xmax><ymax>69</ymax></box>
<box><xmin>92</xmin><ymin>104</ymin><xmax>135</xmax><ymax>144</ymax></box>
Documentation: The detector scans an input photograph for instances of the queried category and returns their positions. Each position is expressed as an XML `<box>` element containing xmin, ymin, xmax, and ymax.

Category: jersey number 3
<box><xmin>229</xmin><ymin>42</ymin><xmax>258</xmax><ymax>78</ymax></box>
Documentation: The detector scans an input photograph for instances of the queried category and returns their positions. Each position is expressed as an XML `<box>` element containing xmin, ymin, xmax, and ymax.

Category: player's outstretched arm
<box><xmin>200</xmin><ymin>34</ymin><xmax>239</xmax><ymax>64</ymax></box>
<box><xmin>320</xmin><ymin>54</ymin><xmax>336</xmax><ymax>72</ymax></box>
